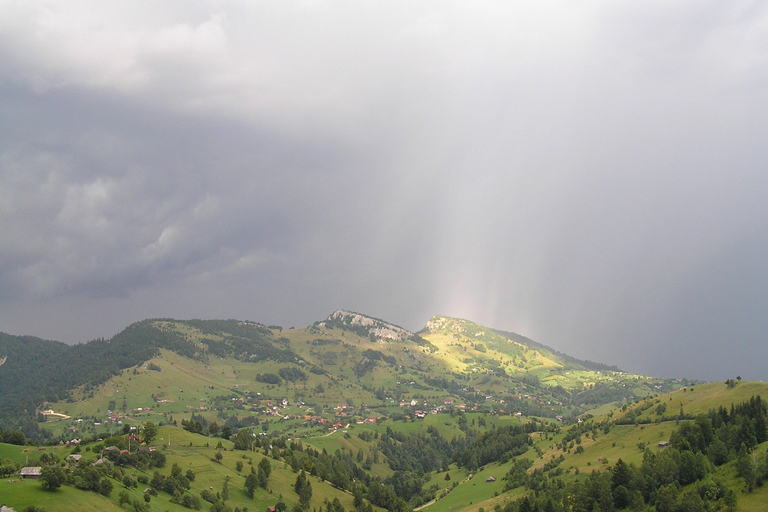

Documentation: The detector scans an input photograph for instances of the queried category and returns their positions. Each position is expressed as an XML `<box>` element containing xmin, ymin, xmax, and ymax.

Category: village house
<box><xmin>19</xmin><ymin>467</ymin><xmax>42</xmax><ymax>479</ymax></box>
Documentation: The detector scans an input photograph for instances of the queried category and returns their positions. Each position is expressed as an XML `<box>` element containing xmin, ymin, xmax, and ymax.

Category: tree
<box><xmin>123</xmin><ymin>474</ymin><xmax>137</xmax><ymax>488</ymax></box>
<box><xmin>655</xmin><ymin>484</ymin><xmax>678</xmax><ymax>512</ymax></box>
<box><xmin>611</xmin><ymin>458</ymin><xmax>631</xmax><ymax>490</ymax></box>
<box><xmin>181</xmin><ymin>419</ymin><xmax>203</xmax><ymax>434</ymax></box>
<box><xmin>245</xmin><ymin>473</ymin><xmax>258</xmax><ymax>498</ymax></box>
<box><xmin>40</xmin><ymin>465</ymin><xmax>67</xmax><ymax>491</ymax></box>
<box><xmin>258</xmin><ymin>457</ymin><xmax>272</xmax><ymax>478</ymax></box>
<box><xmin>222</xmin><ymin>478</ymin><xmax>230</xmax><ymax>501</ymax></box>
<box><xmin>142</xmin><ymin>422</ymin><xmax>157</xmax><ymax>445</ymax></box>
<box><xmin>118</xmin><ymin>490</ymin><xmax>131</xmax><ymax>506</ymax></box>
<box><xmin>209</xmin><ymin>501</ymin><xmax>231</xmax><ymax>512</ymax></box>
<box><xmin>40</xmin><ymin>452</ymin><xmax>59</xmax><ymax>465</ymax></box>
<box><xmin>131</xmin><ymin>499</ymin><xmax>149</xmax><ymax>512</ymax></box>
<box><xmin>99</xmin><ymin>477</ymin><xmax>114</xmax><ymax>496</ymax></box>
<box><xmin>677</xmin><ymin>489</ymin><xmax>705</xmax><ymax>512</ymax></box>
<box><xmin>736</xmin><ymin>445</ymin><xmax>757</xmax><ymax>491</ymax></box>
<box><xmin>258</xmin><ymin>467</ymin><xmax>268</xmax><ymax>489</ymax></box>
<box><xmin>678</xmin><ymin>451</ymin><xmax>709</xmax><ymax>486</ymax></box>
<box><xmin>295</xmin><ymin>470</ymin><xmax>312</xmax><ymax>506</ymax></box>
<box><xmin>325</xmin><ymin>497</ymin><xmax>345</xmax><ymax>512</ymax></box>
<box><xmin>3</xmin><ymin>431</ymin><xmax>26</xmax><ymax>445</ymax></box>
<box><xmin>723</xmin><ymin>488</ymin><xmax>737</xmax><ymax>512</ymax></box>
<box><xmin>234</xmin><ymin>429</ymin><xmax>252</xmax><ymax>451</ymax></box>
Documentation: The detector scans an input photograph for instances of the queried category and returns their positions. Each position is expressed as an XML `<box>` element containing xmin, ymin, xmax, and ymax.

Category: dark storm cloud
<box><xmin>1</xmin><ymin>1</ymin><xmax>767</xmax><ymax>381</ymax></box>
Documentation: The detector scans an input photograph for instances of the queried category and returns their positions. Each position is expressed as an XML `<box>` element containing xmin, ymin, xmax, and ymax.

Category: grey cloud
<box><xmin>1</xmin><ymin>1</ymin><xmax>768</xmax><ymax>381</ymax></box>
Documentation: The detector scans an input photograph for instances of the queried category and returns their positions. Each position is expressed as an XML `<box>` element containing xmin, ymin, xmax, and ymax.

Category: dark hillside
<box><xmin>0</xmin><ymin>318</ymin><xmax>300</xmax><ymax>438</ymax></box>
<box><xmin>0</xmin><ymin>332</ymin><xmax>71</xmax><ymax>435</ymax></box>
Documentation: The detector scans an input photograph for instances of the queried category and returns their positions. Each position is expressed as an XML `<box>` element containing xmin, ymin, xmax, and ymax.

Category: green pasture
<box><xmin>0</xmin><ymin>479</ymin><xmax>127</xmax><ymax>512</ymax></box>
<box><xmin>420</xmin><ymin>462</ymin><xmax>511</xmax><ymax>512</ymax></box>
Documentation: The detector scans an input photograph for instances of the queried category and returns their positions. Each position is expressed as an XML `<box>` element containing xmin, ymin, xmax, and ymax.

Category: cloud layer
<box><xmin>2</xmin><ymin>1</ymin><xmax>768</xmax><ymax>380</ymax></box>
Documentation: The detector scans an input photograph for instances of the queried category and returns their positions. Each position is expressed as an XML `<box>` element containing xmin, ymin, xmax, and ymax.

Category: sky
<box><xmin>1</xmin><ymin>1</ymin><xmax>767</xmax><ymax>382</ymax></box>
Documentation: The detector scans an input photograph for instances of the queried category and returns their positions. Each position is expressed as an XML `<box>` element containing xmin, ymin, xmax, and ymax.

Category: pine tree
<box><xmin>295</xmin><ymin>470</ymin><xmax>312</xmax><ymax>506</ymax></box>
<box><xmin>245</xmin><ymin>473</ymin><xmax>258</xmax><ymax>498</ymax></box>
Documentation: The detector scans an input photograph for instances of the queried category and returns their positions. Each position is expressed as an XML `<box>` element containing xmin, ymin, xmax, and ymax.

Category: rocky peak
<box><xmin>320</xmin><ymin>310</ymin><xmax>414</xmax><ymax>342</ymax></box>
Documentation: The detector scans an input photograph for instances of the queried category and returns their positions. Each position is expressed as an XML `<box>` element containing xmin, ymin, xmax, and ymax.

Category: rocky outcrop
<box><xmin>319</xmin><ymin>310</ymin><xmax>415</xmax><ymax>342</ymax></box>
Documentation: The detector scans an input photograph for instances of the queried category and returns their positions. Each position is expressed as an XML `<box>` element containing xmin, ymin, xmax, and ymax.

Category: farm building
<box><xmin>19</xmin><ymin>467</ymin><xmax>42</xmax><ymax>479</ymax></box>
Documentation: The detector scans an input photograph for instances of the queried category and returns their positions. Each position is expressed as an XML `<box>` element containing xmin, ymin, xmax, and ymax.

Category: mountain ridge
<box><xmin>0</xmin><ymin>310</ymin><xmax>684</xmax><ymax>440</ymax></box>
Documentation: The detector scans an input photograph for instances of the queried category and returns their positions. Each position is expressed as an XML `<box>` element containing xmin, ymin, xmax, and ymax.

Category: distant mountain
<box><xmin>0</xmin><ymin>311</ymin><xmax>680</xmax><ymax>440</ymax></box>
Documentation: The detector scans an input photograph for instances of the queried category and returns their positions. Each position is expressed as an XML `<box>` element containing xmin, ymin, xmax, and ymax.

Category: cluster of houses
<box><xmin>16</xmin><ymin>437</ymin><xmax>158</xmax><ymax>484</ymax></box>
<box><xmin>260</xmin><ymin>398</ymin><xmax>291</xmax><ymax>416</ymax></box>
<box><xmin>295</xmin><ymin>415</ymin><xmax>378</xmax><ymax>429</ymax></box>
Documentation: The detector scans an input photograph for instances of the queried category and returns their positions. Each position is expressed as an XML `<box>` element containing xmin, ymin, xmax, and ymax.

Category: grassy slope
<box><xmin>419</xmin><ymin>381</ymin><xmax>768</xmax><ymax>512</ymax></box>
<box><xmin>1</xmin><ymin>425</ymin><xmax>358</xmax><ymax>512</ymax></box>
<box><xmin>420</xmin><ymin>317</ymin><xmax>667</xmax><ymax>394</ymax></box>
